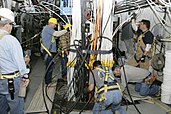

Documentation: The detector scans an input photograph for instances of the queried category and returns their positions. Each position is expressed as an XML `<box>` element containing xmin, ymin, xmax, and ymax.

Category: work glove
<box><xmin>140</xmin><ymin>55</ymin><xmax>146</xmax><ymax>62</ymax></box>
<box><xmin>145</xmin><ymin>77</ymin><xmax>152</xmax><ymax>85</ymax></box>
<box><xmin>63</xmin><ymin>24</ymin><xmax>71</xmax><ymax>32</ymax></box>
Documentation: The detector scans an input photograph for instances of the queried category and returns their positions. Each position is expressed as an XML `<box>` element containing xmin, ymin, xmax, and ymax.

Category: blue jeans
<box><xmin>135</xmin><ymin>83</ymin><xmax>159</xmax><ymax>96</ymax></box>
<box><xmin>93</xmin><ymin>90</ymin><xmax>126</xmax><ymax>114</ymax></box>
<box><xmin>0</xmin><ymin>77</ymin><xmax>24</xmax><ymax>114</ymax></box>
<box><xmin>44</xmin><ymin>54</ymin><xmax>55</xmax><ymax>84</ymax></box>
<box><xmin>60</xmin><ymin>53</ymin><xmax>68</xmax><ymax>78</ymax></box>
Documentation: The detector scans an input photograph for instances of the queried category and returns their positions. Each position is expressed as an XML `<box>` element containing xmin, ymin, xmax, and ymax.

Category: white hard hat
<box><xmin>0</xmin><ymin>8</ymin><xmax>14</xmax><ymax>23</ymax></box>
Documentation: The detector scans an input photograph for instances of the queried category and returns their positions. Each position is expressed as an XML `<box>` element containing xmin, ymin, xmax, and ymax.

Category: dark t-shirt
<box><xmin>142</xmin><ymin>31</ymin><xmax>154</xmax><ymax>44</ymax></box>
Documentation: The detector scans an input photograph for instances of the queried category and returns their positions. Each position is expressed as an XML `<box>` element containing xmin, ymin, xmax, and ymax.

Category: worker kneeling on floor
<box><xmin>135</xmin><ymin>74</ymin><xmax>159</xmax><ymax>96</ymax></box>
<box><xmin>88</xmin><ymin>60</ymin><xmax>126</xmax><ymax>114</ymax></box>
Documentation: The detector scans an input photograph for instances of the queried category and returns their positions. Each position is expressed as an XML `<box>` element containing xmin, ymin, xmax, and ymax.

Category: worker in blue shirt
<box><xmin>0</xmin><ymin>8</ymin><xmax>30</xmax><ymax>114</ymax></box>
<box><xmin>41</xmin><ymin>17</ymin><xmax>70</xmax><ymax>84</ymax></box>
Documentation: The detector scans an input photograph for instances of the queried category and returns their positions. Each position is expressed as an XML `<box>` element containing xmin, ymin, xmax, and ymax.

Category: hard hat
<box><xmin>0</xmin><ymin>8</ymin><xmax>14</xmax><ymax>23</ymax></box>
<box><xmin>48</xmin><ymin>18</ymin><xmax>57</xmax><ymax>25</ymax></box>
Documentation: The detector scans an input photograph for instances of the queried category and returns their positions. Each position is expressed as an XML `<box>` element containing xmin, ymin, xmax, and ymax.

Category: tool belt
<box><xmin>0</xmin><ymin>71</ymin><xmax>20</xmax><ymax>79</ymax></box>
<box><xmin>96</xmin><ymin>84</ymin><xmax>119</xmax><ymax>95</ymax></box>
<box><xmin>0</xmin><ymin>71</ymin><xmax>20</xmax><ymax>100</ymax></box>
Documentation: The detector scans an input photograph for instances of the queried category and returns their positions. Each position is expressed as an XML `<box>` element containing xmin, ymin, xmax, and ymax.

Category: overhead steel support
<box><xmin>115</xmin><ymin>0</ymin><xmax>149</xmax><ymax>14</ymax></box>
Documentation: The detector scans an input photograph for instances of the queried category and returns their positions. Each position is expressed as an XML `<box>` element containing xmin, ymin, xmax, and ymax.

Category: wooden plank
<box><xmin>26</xmin><ymin>79</ymin><xmax>57</xmax><ymax>114</ymax></box>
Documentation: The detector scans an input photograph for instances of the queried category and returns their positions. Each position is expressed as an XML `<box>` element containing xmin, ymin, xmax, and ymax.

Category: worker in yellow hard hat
<box><xmin>41</xmin><ymin>17</ymin><xmax>71</xmax><ymax>85</ymax></box>
<box><xmin>48</xmin><ymin>17</ymin><xmax>58</xmax><ymax>24</ymax></box>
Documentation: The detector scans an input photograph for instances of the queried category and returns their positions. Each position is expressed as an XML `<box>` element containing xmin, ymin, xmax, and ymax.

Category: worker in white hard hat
<box><xmin>41</xmin><ymin>17</ymin><xmax>71</xmax><ymax>85</ymax></box>
<box><xmin>0</xmin><ymin>8</ymin><xmax>30</xmax><ymax>114</ymax></box>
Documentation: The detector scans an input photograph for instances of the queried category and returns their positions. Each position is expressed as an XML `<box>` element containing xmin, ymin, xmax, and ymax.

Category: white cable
<box><xmin>33</xmin><ymin>5</ymin><xmax>46</xmax><ymax>12</ymax></box>
<box><xmin>67</xmin><ymin>0</ymin><xmax>82</xmax><ymax>101</ymax></box>
<box><xmin>112</xmin><ymin>16</ymin><xmax>132</xmax><ymax>39</ymax></box>
<box><xmin>99</xmin><ymin>0</ymin><xmax>113</xmax><ymax>67</ymax></box>
<box><xmin>111</xmin><ymin>0</ymin><xmax>141</xmax><ymax>38</ymax></box>
<box><xmin>149</xmin><ymin>0</ymin><xmax>171</xmax><ymax>28</ymax></box>
<box><xmin>158</xmin><ymin>0</ymin><xmax>170</xmax><ymax>7</ymax></box>
<box><xmin>166</xmin><ymin>8</ymin><xmax>171</xmax><ymax>25</ymax></box>
<box><xmin>39</xmin><ymin>3</ymin><xmax>67</xmax><ymax>25</ymax></box>
<box><xmin>40</xmin><ymin>1</ymin><xmax>71</xmax><ymax>26</ymax></box>
<box><xmin>147</xmin><ymin>0</ymin><xmax>171</xmax><ymax>33</ymax></box>
<box><xmin>146</xmin><ymin>0</ymin><xmax>165</xmax><ymax>27</ymax></box>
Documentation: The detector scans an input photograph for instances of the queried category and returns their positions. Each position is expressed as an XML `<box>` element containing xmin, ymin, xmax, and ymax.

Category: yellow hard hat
<box><xmin>48</xmin><ymin>18</ymin><xmax>57</xmax><ymax>25</ymax></box>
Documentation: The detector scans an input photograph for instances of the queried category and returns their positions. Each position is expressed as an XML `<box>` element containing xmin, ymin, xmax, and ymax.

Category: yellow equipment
<box><xmin>63</xmin><ymin>24</ymin><xmax>71</xmax><ymax>30</ymax></box>
<box><xmin>95</xmin><ymin>67</ymin><xmax>122</xmax><ymax>102</ymax></box>
<box><xmin>40</xmin><ymin>35</ymin><xmax>55</xmax><ymax>56</ymax></box>
<box><xmin>0</xmin><ymin>72</ymin><xmax>20</xmax><ymax>79</ymax></box>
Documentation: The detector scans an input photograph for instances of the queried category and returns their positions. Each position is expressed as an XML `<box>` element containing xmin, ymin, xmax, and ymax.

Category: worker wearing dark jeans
<box><xmin>60</xmin><ymin>51</ymin><xmax>68</xmax><ymax>80</ymax></box>
<box><xmin>41</xmin><ymin>17</ymin><xmax>70</xmax><ymax>84</ymax></box>
<box><xmin>59</xmin><ymin>32</ymin><xmax>70</xmax><ymax>81</ymax></box>
<box><xmin>44</xmin><ymin>52</ymin><xmax>56</xmax><ymax>84</ymax></box>
<box><xmin>135</xmin><ymin>75</ymin><xmax>159</xmax><ymax>96</ymax></box>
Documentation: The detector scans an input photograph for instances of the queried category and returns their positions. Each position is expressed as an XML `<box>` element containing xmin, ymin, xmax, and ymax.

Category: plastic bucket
<box><xmin>164</xmin><ymin>62</ymin><xmax>171</xmax><ymax>70</ymax></box>
<box><xmin>165</xmin><ymin>50</ymin><xmax>171</xmax><ymax>57</ymax></box>
<box><xmin>165</xmin><ymin>50</ymin><xmax>171</xmax><ymax>70</ymax></box>
<box><xmin>163</xmin><ymin>71</ymin><xmax>171</xmax><ymax>86</ymax></box>
<box><xmin>163</xmin><ymin>69</ymin><xmax>171</xmax><ymax>77</ymax></box>
<box><xmin>163</xmin><ymin>78</ymin><xmax>171</xmax><ymax>86</ymax></box>
<box><xmin>161</xmin><ymin>84</ymin><xmax>171</xmax><ymax>104</ymax></box>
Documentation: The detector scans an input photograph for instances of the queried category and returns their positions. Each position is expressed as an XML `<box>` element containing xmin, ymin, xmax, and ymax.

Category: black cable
<box><xmin>42</xmin><ymin>45</ymin><xmax>78</xmax><ymax>114</ymax></box>
<box><xmin>42</xmin><ymin>75</ymin><xmax>50</xmax><ymax>114</ymax></box>
<box><xmin>77</xmin><ymin>36</ymin><xmax>121</xmax><ymax>113</ymax></box>
<box><xmin>63</xmin><ymin>38</ymin><xmax>101</xmax><ymax>114</ymax></box>
<box><xmin>96</xmin><ymin>36</ymin><xmax>140</xmax><ymax>113</ymax></box>
<box><xmin>72</xmin><ymin>39</ymin><xmax>98</xmax><ymax>114</ymax></box>
<box><xmin>115</xmin><ymin>46</ymin><xmax>142</xmax><ymax>114</ymax></box>
<box><xmin>42</xmin><ymin>35</ymin><xmax>141</xmax><ymax>114</ymax></box>
<box><xmin>44</xmin><ymin>53</ymin><xmax>79</xmax><ymax>113</ymax></box>
<box><xmin>42</xmin><ymin>51</ymin><xmax>62</xmax><ymax>114</ymax></box>
<box><xmin>77</xmin><ymin>36</ymin><xmax>119</xmax><ymax>113</ymax></box>
<box><xmin>55</xmin><ymin>42</ymin><xmax>90</xmax><ymax>113</ymax></box>
<box><xmin>78</xmin><ymin>69</ymin><xmax>95</xmax><ymax>114</ymax></box>
<box><xmin>42</xmin><ymin>38</ymin><xmax>95</xmax><ymax>114</ymax></box>
<box><xmin>93</xmin><ymin>35</ymin><xmax>141</xmax><ymax>114</ymax></box>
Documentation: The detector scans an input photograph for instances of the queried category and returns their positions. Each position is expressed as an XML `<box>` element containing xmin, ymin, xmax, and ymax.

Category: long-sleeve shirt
<box><xmin>0</xmin><ymin>30</ymin><xmax>29</xmax><ymax>76</ymax></box>
<box><xmin>41</xmin><ymin>25</ymin><xmax>67</xmax><ymax>53</ymax></box>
